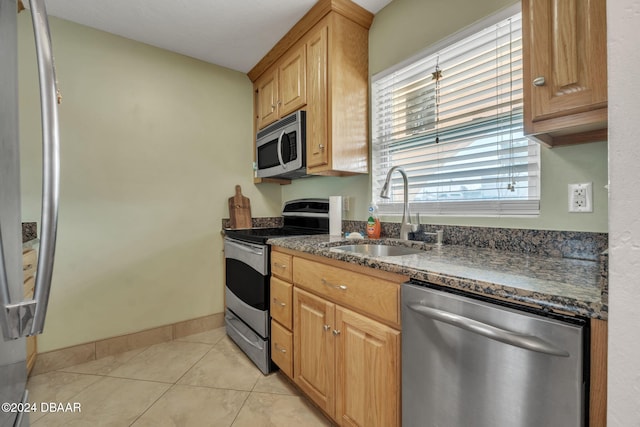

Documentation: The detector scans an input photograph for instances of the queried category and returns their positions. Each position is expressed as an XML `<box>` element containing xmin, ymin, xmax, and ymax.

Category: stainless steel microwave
<box><xmin>255</xmin><ymin>111</ymin><xmax>306</xmax><ymax>179</ymax></box>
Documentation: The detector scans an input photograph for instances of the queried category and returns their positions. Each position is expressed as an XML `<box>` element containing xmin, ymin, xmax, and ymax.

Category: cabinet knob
<box><xmin>274</xmin><ymin>343</ymin><xmax>287</xmax><ymax>353</ymax></box>
<box><xmin>323</xmin><ymin>324</ymin><xmax>331</xmax><ymax>331</ymax></box>
<box><xmin>318</xmin><ymin>144</ymin><xmax>325</xmax><ymax>150</ymax></box>
<box><xmin>332</xmin><ymin>329</ymin><xmax>341</xmax><ymax>336</ymax></box>
<box><xmin>532</xmin><ymin>76</ymin><xmax>546</xmax><ymax>87</ymax></box>
<box><xmin>271</xmin><ymin>104</ymin><xmax>276</xmax><ymax>110</ymax></box>
<box><xmin>273</xmin><ymin>298</ymin><xmax>286</xmax><ymax>307</ymax></box>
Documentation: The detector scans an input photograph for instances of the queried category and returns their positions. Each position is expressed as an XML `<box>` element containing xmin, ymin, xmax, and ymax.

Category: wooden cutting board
<box><xmin>228</xmin><ymin>185</ymin><xmax>252</xmax><ymax>229</ymax></box>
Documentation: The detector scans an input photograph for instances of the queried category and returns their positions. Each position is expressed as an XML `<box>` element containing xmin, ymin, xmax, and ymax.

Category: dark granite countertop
<box><xmin>267</xmin><ymin>235</ymin><xmax>607</xmax><ymax>320</ymax></box>
<box><xmin>22</xmin><ymin>222</ymin><xmax>37</xmax><ymax>243</ymax></box>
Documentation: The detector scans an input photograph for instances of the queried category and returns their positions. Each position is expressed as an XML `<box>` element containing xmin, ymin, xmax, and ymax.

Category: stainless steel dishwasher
<box><xmin>402</xmin><ymin>281</ymin><xmax>587</xmax><ymax>427</ymax></box>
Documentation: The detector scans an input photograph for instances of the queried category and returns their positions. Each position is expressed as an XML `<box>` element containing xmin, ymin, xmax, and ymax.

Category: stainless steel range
<box><xmin>223</xmin><ymin>199</ymin><xmax>329</xmax><ymax>374</ymax></box>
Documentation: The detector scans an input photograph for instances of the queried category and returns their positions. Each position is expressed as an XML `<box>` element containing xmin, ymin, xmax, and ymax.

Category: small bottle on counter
<box><xmin>366</xmin><ymin>203</ymin><xmax>381</xmax><ymax>239</ymax></box>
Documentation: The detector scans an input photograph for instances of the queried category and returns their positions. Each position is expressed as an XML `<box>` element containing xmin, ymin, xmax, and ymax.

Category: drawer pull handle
<box><xmin>274</xmin><ymin>343</ymin><xmax>287</xmax><ymax>353</ymax></box>
<box><xmin>273</xmin><ymin>298</ymin><xmax>286</xmax><ymax>307</ymax></box>
<box><xmin>332</xmin><ymin>329</ymin><xmax>341</xmax><ymax>336</ymax></box>
<box><xmin>275</xmin><ymin>263</ymin><xmax>288</xmax><ymax>269</ymax></box>
<box><xmin>323</xmin><ymin>324</ymin><xmax>331</xmax><ymax>331</ymax></box>
<box><xmin>321</xmin><ymin>278</ymin><xmax>348</xmax><ymax>291</ymax></box>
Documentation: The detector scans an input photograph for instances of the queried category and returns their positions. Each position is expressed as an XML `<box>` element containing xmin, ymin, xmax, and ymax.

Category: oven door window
<box><xmin>257</xmin><ymin>131</ymin><xmax>298</xmax><ymax>170</ymax></box>
<box><xmin>225</xmin><ymin>258</ymin><xmax>269</xmax><ymax>311</ymax></box>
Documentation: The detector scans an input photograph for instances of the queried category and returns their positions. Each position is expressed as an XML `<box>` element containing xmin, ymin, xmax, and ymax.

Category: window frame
<box><xmin>370</xmin><ymin>3</ymin><xmax>540</xmax><ymax>218</ymax></box>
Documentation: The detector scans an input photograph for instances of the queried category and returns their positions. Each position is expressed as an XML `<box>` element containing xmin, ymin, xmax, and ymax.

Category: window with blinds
<box><xmin>371</xmin><ymin>8</ymin><xmax>540</xmax><ymax>217</ymax></box>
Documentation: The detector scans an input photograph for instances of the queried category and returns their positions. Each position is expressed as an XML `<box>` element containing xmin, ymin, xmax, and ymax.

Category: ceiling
<box><xmin>38</xmin><ymin>0</ymin><xmax>392</xmax><ymax>73</ymax></box>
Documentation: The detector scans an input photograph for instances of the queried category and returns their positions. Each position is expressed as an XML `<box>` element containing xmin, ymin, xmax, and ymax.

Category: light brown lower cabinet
<box><xmin>590</xmin><ymin>318</ymin><xmax>607</xmax><ymax>427</ymax></box>
<box><xmin>23</xmin><ymin>249</ymin><xmax>37</xmax><ymax>375</ymax></box>
<box><xmin>270</xmin><ymin>319</ymin><xmax>293</xmax><ymax>378</ymax></box>
<box><xmin>271</xmin><ymin>248</ymin><xmax>606</xmax><ymax>427</ymax></box>
<box><xmin>293</xmin><ymin>287</ymin><xmax>400</xmax><ymax>427</ymax></box>
<box><xmin>293</xmin><ymin>288</ymin><xmax>335</xmax><ymax>415</ymax></box>
<box><xmin>334</xmin><ymin>304</ymin><xmax>400</xmax><ymax>427</ymax></box>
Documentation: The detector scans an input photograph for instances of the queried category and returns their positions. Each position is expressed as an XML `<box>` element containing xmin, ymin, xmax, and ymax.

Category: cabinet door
<box><xmin>306</xmin><ymin>25</ymin><xmax>329</xmax><ymax>170</ymax></box>
<box><xmin>294</xmin><ymin>288</ymin><xmax>335</xmax><ymax>417</ymax></box>
<box><xmin>335</xmin><ymin>307</ymin><xmax>400</xmax><ymax>427</ymax></box>
<box><xmin>256</xmin><ymin>70</ymin><xmax>279</xmax><ymax>130</ymax></box>
<box><xmin>523</xmin><ymin>0</ymin><xmax>607</xmax><ymax>125</ymax></box>
<box><xmin>279</xmin><ymin>45</ymin><xmax>307</xmax><ymax>117</ymax></box>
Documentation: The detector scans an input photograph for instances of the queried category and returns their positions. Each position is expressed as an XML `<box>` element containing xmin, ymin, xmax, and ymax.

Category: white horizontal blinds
<box><xmin>372</xmin><ymin>12</ymin><xmax>540</xmax><ymax>216</ymax></box>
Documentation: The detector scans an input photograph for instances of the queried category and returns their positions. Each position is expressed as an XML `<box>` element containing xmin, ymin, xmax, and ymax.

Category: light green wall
<box><xmin>18</xmin><ymin>15</ymin><xmax>281</xmax><ymax>352</ymax></box>
<box><xmin>20</xmin><ymin>0</ymin><xmax>608</xmax><ymax>352</ymax></box>
<box><xmin>283</xmin><ymin>0</ymin><xmax>608</xmax><ymax>233</ymax></box>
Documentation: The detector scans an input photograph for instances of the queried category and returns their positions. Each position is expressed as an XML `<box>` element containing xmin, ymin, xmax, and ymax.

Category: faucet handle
<box><xmin>411</xmin><ymin>212</ymin><xmax>422</xmax><ymax>232</ymax></box>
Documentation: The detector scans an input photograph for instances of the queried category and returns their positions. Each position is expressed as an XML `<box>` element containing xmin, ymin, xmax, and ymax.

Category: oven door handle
<box><xmin>225</xmin><ymin>314</ymin><xmax>263</xmax><ymax>350</ymax></box>
<box><xmin>224</xmin><ymin>238</ymin><xmax>264</xmax><ymax>256</ymax></box>
<box><xmin>277</xmin><ymin>130</ymin><xmax>286</xmax><ymax>169</ymax></box>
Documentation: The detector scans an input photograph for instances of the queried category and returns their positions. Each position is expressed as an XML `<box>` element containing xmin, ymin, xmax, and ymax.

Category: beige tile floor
<box><xmin>27</xmin><ymin>327</ymin><xmax>333</xmax><ymax>426</ymax></box>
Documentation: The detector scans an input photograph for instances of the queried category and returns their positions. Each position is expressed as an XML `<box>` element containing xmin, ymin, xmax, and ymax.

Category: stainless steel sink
<box><xmin>330</xmin><ymin>244</ymin><xmax>425</xmax><ymax>257</ymax></box>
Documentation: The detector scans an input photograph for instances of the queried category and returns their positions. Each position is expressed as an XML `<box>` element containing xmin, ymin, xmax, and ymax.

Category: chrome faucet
<box><xmin>380</xmin><ymin>166</ymin><xmax>412</xmax><ymax>240</ymax></box>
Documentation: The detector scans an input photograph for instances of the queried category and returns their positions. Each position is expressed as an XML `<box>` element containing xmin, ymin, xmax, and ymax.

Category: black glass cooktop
<box><xmin>225</xmin><ymin>226</ymin><xmax>326</xmax><ymax>245</ymax></box>
<box><xmin>224</xmin><ymin>198</ymin><xmax>330</xmax><ymax>245</ymax></box>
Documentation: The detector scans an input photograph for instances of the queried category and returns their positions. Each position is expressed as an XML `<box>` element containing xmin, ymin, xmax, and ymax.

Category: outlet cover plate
<box><xmin>568</xmin><ymin>182</ymin><xmax>593</xmax><ymax>213</ymax></box>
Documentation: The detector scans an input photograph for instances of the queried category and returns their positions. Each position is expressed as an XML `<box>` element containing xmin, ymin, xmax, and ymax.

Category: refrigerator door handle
<box><xmin>28</xmin><ymin>0</ymin><xmax>60</xmax><ymax>336</ymax></box>
<box><xmin>0</xmin><ymin>0</ymin><xmax>60</xmax><ymax>340</ymax></box>
<box><xmin>407</xmin><ymin>303</ymin><xmax>570</xmax><ymax>357</ymax></box>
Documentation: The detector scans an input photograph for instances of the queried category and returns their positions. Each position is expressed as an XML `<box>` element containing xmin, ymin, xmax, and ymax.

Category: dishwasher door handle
<box><xmin>408</xmin><ymin>304</ymin><xmax>570</xmax><ymax>357</ymax></box>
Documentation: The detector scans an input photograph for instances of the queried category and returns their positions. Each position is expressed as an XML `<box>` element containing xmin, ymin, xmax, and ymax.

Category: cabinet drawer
<box><xmin>23</xmin><ymin>249</ymin><xmax>37</xmax><ymax>281</ymax></box>
<box><xmin>26</xmin><ymin>335</ymin><xmax>37</xmax><ymax>376</ymax></box>
<box><xmin>24</xmin><ymin>276</ymin><xmax>35</xmax><ymax>299</ymax></box>
<box><xmin>271</xmin><ymin>251</ymin><xmax>293</xmax><ymax>282</ymax></box>
<box><xmin>293</xmin><ymin>257</ymin><xmax>400</xmax><ymax>325</ymax></box>
<box><xmin>271</xmin><ymin>277</ymin><xmax>293</xmax><ymax>329</ymax></box>
<box><xmin>271</xmin><ymin>320</ymin><xmax>293</xmax><ymax>378</ymax></box>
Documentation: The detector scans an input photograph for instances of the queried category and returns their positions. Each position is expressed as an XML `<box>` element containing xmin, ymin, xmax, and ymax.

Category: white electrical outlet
<box><xmin>568</xmin><ymin>183</ymin><xmax>593</xmax><ymax>213</ymax></box>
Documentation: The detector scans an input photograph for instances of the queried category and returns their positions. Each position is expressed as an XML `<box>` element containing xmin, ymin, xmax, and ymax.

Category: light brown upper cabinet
<box><xmin>249</xmin><ymin>0</ymin><xmax>372</xmax><ymax>180</ymax></box>
<box><xmin>522</xmin><ymin>0</ymin><xmax>607</xmax><ymax>146</ymax></box>
<box><xmin>256</xmin><ymin>45</ymin><xmax>307</xmax><ymax>130</ymax></box>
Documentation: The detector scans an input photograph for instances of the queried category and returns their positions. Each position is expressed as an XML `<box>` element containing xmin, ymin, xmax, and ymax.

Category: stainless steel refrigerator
<box><xmin>0</xmin><ymin>0</ymin><xmax>60</xmax><ymax>425</ymax></box>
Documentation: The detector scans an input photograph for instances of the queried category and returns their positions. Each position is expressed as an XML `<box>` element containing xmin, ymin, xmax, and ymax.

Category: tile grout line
<box><xmin>128</xmin><ymin>333</ymin><xmax>229</xmax><ymax>426</ymax></box>
<box><xmin>225</xmin><ymin>361</ymin><xmax>277</xmax><ymax>426</ymax></box>
<box><xmin>28</xmin><ymin>330</ymin><xmax>230</xmax><ymax>426</ymax></box>
<box><xmin>171</xmin><ymin>335</ymin><xmax>226</xmax><ymax>386</ymax></box>
<box><xmin>229</xmin><ymin>389</ymin><xmax>253</xmax><ymax>427</ymax></box>
<box><xmin>28</xmin><ymin>371</ymin><xmax>107</xmax><ymax>425</ymax></box>
<box><xmin>127</xmin><ymin>383</ymin><xmax>174</xmax><ymax>427</ymax></box>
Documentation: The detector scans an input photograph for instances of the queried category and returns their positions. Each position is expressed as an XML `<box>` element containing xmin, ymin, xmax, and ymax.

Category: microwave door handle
<box><xmin>277</xmin><ymin>130</ymin><xmax>287</xmax><ymax>169</ymax></box>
